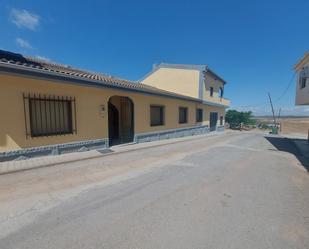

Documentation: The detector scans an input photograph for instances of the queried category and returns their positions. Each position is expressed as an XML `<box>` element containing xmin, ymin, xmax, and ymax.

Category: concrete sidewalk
<box><xmin>0</xmin><ymin>131</ymin><xmax>230</xmax><ymax>175</ymax></box>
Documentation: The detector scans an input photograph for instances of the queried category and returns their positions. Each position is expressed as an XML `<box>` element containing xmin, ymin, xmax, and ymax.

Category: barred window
<box><xmin>179</xmin><ymin>107</ymin><xmax>188</xmax><ymax>124</ymax></box>
<box><xmin>23</xmin><ymin>94</ymin><xmax>77</xmax><ymax>138</ymax></box>
<box><xmin>196</xmin><ymin>108</ymin><xmax>203</xmax><ymax>122</ymax></box>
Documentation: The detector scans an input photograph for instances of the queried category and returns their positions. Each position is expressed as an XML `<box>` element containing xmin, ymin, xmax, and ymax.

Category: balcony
<box><xmin>202</xmin><ymin>96</ymin><xmax>230</xmax><ymax>107</ymax></box>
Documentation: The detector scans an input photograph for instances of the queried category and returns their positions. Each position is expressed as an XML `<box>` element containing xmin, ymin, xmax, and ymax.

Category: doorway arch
<box><xmin>108</xmin><ymin>96</ymin><xmax>134</xmax><ymax>146</ymax></box>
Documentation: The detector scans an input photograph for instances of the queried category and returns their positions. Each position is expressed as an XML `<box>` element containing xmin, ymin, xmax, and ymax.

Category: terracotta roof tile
<box><xmin>0</xmin><ymin>49</ymin><xmax>202</xmax><ymax>102</ymax></box>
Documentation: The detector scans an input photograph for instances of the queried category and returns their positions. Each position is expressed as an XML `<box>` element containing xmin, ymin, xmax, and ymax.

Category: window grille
<box><xmin>23</xmin><ymin>93</ymin><xmax>77</xmax><ymax>138</ymax></box>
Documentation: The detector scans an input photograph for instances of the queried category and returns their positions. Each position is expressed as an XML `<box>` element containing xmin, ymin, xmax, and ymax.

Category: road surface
<box><xmin>0</xmin><ymin>131</ymin><xmax>308</xmax><ymax>249</ymax></box>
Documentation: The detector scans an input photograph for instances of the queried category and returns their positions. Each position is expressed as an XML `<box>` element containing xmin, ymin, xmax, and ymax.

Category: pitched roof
<box><xmin>0</xmin><ymin>50</ymin><xmax>151</xmax><ymax>89</ymax></box>
<box><xmin>0</xmin><ymin>50</ymin><xmax>200</xmax><ymax>102</ymax></box>
<box><xmin>0</xmin><ymin>50</ymin><xmax>230</xmax><ymax>107</ymax></box>
<box><xmin>294</xmin><ymin>51</ymin><xmax>309</xmax><ymax>71</ymax></box>
<box><xmin>149</xmin><ymin>63</ymin><xmax>227</xmax><ymax>84</ymax></box>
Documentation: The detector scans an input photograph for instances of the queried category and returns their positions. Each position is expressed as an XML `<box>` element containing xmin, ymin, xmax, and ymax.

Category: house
<box><xmin>295</xmin><ymin>51</ymin><xmax>309</xmax><ymax>105</ymax></box>
<box><xmin>0</xmin><ymin>50</ymin><xmax>230</xmax><ymax>161</ymax></box>
<box><xmin>141</xmin><ymin>63</ymin><xmax>229</xmax><ymax>131</ymax></box>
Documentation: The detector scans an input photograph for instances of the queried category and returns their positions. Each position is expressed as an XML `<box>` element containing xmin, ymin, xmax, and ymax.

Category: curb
<box><xmin>0</xmin><ymin>131</ymin><xmax>228</xmax><ymax>175</ymax></box>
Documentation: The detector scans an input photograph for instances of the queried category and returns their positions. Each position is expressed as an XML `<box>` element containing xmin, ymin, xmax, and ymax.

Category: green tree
<box><xmin>225</xmin><ymin>110</ymin><xmax>255</xmax><ymax>128</ymax></box>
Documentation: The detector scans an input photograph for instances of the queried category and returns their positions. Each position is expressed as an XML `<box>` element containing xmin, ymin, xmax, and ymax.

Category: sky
<box><xmin>1</xmin><ymin>0</ymin><xmax>309</xmax><ymax>116</ymax></box>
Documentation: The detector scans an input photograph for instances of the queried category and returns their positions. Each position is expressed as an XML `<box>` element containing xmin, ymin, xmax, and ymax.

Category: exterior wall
<box><xmin>196</xmin><ymin>103</ymin><xmax>225</xmax><ymax>127</ymax></box>
<box><xmin>0</xmin><ymin>74</ymin><xmax>107</xmax><ymax>152</ymax></box>
<box><xmin>0</xmin><ymin>74</ymin><xmax>225</xmax><ymax>153</ymax></box>
<box><xmin>295</xmin><ymin>76</ymin><xmax>309</xmax><ymax>105</ymax></box>
<box><xmin>141</xmin><ymin>67</ymin><xmax>200</xmax><ymax>99</ymax></box>
<box><xmin>202</xmin><ymin>71</ymin><xmax>228</xmax><ymax>106</ymax></box>
<box><xmin>295</xmin><ymin>60</ymin><xmax>309</xmax><ymax>105</ymax></box>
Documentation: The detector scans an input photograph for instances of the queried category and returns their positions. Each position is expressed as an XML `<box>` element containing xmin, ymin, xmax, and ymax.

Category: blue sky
<box><xmin>1</xmin><ymin>0</ymin><xmax>309</xmax><ymax>116</ymax></box>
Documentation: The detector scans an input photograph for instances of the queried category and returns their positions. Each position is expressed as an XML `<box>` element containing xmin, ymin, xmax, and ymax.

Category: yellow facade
<box><xmin>0</xmin><ymin>74</ymin><xmax>225</xmax><ymax>152</ymax></box>
<box><xmin>141</xmin><ymin>67</ymin><xmax>200</xmax><ymax>98</ymax></box>
<box><xmin>142</xmin><ymin>65</ymin><xmax>230</xmax><ymax>107</ymax></box>
<box><xmin>202</xmin><ymin>72</ymin><xmax>230</xmax><ymax>106</ymax></box>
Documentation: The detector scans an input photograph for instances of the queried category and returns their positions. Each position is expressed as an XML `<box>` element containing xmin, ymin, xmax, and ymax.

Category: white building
<box><xmin>295</xmin><ymin>52</ymin><xmax>309</xmax><ymax>105</ymax></box>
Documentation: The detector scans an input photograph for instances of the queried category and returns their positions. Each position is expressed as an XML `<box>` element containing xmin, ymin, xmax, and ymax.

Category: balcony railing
<box><xmin>203</xmin><ymin>96</ymin><xmax>230</xmax><ymax>106</ymax></box>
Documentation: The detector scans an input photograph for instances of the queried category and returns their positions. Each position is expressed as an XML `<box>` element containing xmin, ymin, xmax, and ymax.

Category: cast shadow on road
<box><xmin>265</xmin><ymin>136</ymin><xmax>309</xmax><ymax>172</ymax></box>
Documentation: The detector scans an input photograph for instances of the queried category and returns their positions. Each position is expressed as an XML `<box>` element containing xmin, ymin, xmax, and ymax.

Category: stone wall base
<box><xmin>0</xmin><ymin>125</ymin><xmax>225</xmax><ymax>162</ymax></box>
<box><xmin>0</xmin><ymin>138</ymin><xmax>109</xmax><ymax>162</ymax></box>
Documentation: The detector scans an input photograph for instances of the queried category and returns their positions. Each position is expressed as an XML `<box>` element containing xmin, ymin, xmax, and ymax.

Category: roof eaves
<box><xmin>157</xmin><ymin>63</ymin><xmax>227</xmax><ymax>84</ymax></box>
<box><xmin>138</xmin><ymin>65</ymin><xmax>161</xmax><ymax>82</ymax></box>
<box><xmin>0</xmin><ymin>62</ymin><xmax>202</xmax><ymax>103</ymax></box>
<box><xmin>204</xmin><ymin>68</ymin><xmax>227</xmax><ymax>84</ymax></box>
<box><xmin>158</xmin><ymin>63</ymin><xmax>206</xmax><ymax>71</ymax></box>
<box><xmin>294</xmin><ymin>52</ymin><xmax>309</xmax><ymax>71</ymax></box>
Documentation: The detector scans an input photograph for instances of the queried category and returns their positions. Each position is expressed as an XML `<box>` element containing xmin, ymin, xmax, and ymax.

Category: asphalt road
<box><xmin>0</xmin><ymin>132</ymin><xmax>308</xmax><ymax>249</ymax></box>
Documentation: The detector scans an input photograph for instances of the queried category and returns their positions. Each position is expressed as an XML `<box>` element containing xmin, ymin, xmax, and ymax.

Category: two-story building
<box><xmin>0</xmin><ymin>50</ymin><xmax>230</xmax><ymax>161</ymax></box>
<box><xmin>295</xmin><ymin>51</ymin><xmax>309</xmax><ymax>105</ymax></box>
<box><xmin>141</xmin><ymin>63</ymin><xmax>229</xmax><ymax>131</ymax></box>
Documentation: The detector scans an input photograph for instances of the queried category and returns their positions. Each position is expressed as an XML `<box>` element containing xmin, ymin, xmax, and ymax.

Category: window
<box><xmin>150</xmin><ymin>105</ymin><xmax>165</xmax><ymax>126</ymax></box>
<box><xmin>210</xmin><ymin>87</ymin><xmax>214</xmax><ymax>97</ymax></box>
<box><xmin>220</xmin><ymin>116</ymin><xmax>224</xmax><ymax>126</ymax></box>
<box><xmin>219</xmin><ymin>87</ymin><xmax>224</xmax><ymax>98</ymax></box>
<box><xmin>24</xmin><ymin>94</ymin><xmax>76</xmax><ymax>137</ymax></box>
<box><xmin>196</xmin><ymin>108</ymin><xmax>203</xmax><ymax>122</ymax></box>
<box><xmin>300</xmin><ymin>78</ymin><xmax>307</xmax><ymax>89</ymax></box>
<box><xmin>179</xmin><ymin>107</ymin><xmax>188</xmax><ymax>124</ymax></box>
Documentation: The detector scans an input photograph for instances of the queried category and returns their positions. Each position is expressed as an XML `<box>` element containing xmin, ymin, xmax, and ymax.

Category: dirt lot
<box><xmin>280</xmin><ymin>119</ymin><xmax>309</xmax><ymax>136</ymax></box>
<box><xmin>255</xmin><ymin>117</ymin><xmax>309</xmax><ymax>137</ymax></box>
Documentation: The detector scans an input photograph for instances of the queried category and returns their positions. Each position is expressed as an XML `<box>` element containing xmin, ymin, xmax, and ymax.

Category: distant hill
<box><xmin>254</xmin><ymin>115</ymin><xmax>309</xmax><ymax>119</ymax></box>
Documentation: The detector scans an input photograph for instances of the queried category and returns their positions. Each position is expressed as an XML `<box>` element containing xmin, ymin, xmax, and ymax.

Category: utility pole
<box><xmin>268</xmin><ymin>92</ymin><xmax>277</xmax><ymax>127</ymax></box>
<box><xmin>277</xmin><ymin>108</ymin><xmax>281</xmax><ymax>121</ymax></box>
<box><xmin>277</xmin><ymin>108</ymin><xmax>281</xmax><ymax>132</ymax></box>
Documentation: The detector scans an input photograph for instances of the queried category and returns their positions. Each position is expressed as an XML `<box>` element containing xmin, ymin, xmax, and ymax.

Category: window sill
<box><xmin>30</xmin><ymin>132</ymin><xmax>75</xmax><ymax>138</ymax></box>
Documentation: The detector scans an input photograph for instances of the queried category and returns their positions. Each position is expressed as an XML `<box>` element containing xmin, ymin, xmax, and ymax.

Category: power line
<box><xmin>233</xmin><ymin>101</ymin><xmax>268</xmax><ymax>109</ymax></box>
<box><xmin>233</xmin><ymin>72</ymin><xmax>297</xmax><ymax>109</ymax></box>
<box><xmin>273</xmin><ymin>72</ymin><xmax>297</xmax><ymax>103</ymax></box>
<box><xmin>268</xmin><ymin>92</ymin><xmax>277</xmax><ymax>126</ymax></box>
